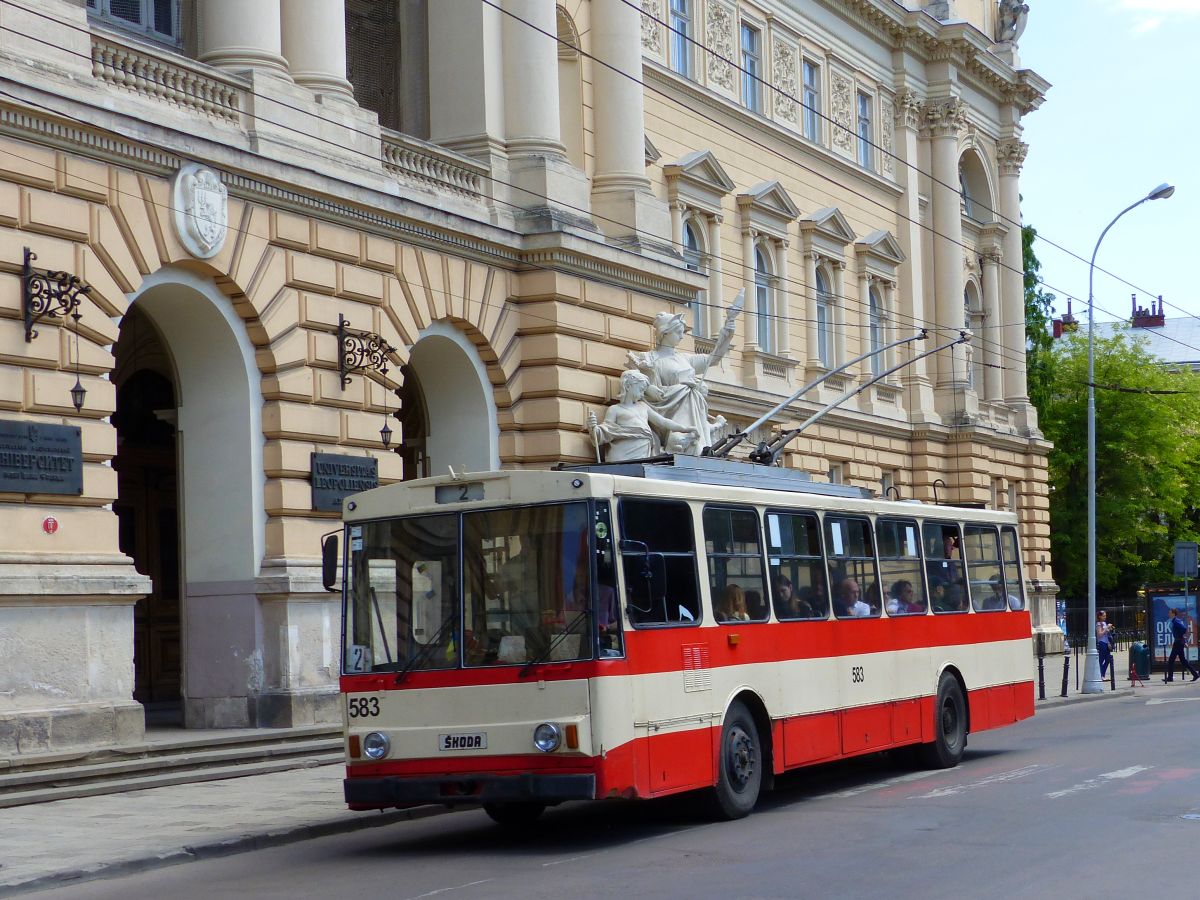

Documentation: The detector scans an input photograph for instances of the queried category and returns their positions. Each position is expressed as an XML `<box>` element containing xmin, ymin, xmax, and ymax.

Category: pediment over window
<box><xmin>798</xmin><ymin>207</ymin><xmax>856</xmax><ymax>246</ymax></box>
<box><xmin>736</xmin><ymin>179</ymin><xmax>799</xmax><ymax>238</ymax></box>
<box><xmin>664</xmin><ymin>149</ymin><xmax>734</xmax><ymax>214</ymax></box>
<box><xmin>855</xmin><ymin>229</ymin><xmax>906</xmax><ymax>275</ymax></box>
<box><xmin>645</xmin><ymin>134</ymin><xmax>662</xmax><ymax>166</ymax></box>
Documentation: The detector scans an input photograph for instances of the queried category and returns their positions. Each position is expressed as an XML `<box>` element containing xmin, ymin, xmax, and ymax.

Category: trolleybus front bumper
<box><xmin>345</xmin><ymin>773</ymin><xmax>597</xmax><ymax>809</ymax></box>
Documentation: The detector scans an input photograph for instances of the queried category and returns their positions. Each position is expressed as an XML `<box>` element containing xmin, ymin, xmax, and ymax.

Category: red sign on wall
<box><xmin>42</xmin><ymin>516</ymin><xmax>58</xmax><ymax>535</ymax></box>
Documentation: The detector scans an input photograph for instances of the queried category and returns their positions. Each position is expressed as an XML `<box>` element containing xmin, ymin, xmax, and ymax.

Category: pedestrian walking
<box><xmin>1096</xmin><ymin>610</ymin><xmax>1115</xmax><ymax>679</ymax></box>
<box><xmin>1163</xmin><ymin>607</ymin><xmax>1199</xmax><ymax>682</ymax></box>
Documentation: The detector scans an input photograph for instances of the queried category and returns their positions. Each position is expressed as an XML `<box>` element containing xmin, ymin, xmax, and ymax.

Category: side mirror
<box><xmin>321</xmin><ymin>534</ymin><xmax>340</xmax><ymax>592</ymax></box>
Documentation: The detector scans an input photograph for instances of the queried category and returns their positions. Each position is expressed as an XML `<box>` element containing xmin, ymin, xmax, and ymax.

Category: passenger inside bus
<box><xmin>886</xmin><ymin>579</ymin><xmax>925</xmax><ymax>615</ymax></box>
<box><xmin>773</xmin><ymin>575</ymin><xmax>813</xmax><ymax>619</ymax></box>
<box><xmin>834</xmin><ymin>578</ymin><xmax>871</xmax><ymax>617</ymax></box>
<box><xmin>986</xmin><ymin>574</ymin><xmax>1022</xmax><ymax>611</ymax></box>
<box><xmin>716</xmin><ymin>583</ymin><xmax>751</xmax><ymax>622</ymax></box>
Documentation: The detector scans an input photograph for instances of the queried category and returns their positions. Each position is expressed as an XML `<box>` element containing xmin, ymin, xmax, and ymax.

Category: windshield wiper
<box><xmin>519</xmin><ymin>608</ymin><xmax>591</xmax><ymax>678</ymax></box>
<box><xmin>395</xmin><ymin>609</ymin><xmax>458</xmax><ymax>684</ymax></box>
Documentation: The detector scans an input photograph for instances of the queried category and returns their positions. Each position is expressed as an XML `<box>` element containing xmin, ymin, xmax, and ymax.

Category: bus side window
<box><xmin>618</xmin><ymin>498</ymin><xmax>701</xmax><ymax>626</ymax></box>
<box><xmin>1000</xmin><ymin>526</ymin><xmax>1025</xmax><ymax>610</ymax></box>
<box><xmin>925</xmin><ymin>522</ymin><xmax>967</xmax><ymax>613</ymax></box>
<box><xmin>963</xmin><ymin>524</ymin><xmax>1005</xmax><ymax>612</ymax></box>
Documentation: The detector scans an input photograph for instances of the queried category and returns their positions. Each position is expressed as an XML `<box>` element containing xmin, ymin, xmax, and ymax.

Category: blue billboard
<box><xmin>1151</xmin><ymin>594</ymin><xmax>1198</xmax><ymax>664</ymax></box>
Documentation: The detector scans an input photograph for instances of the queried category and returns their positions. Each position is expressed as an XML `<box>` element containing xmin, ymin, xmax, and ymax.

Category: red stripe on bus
<box><xmin>340</xmin><ymin>612</ymin><xmax>1032</xmax><ymax>691</ymax></box>
<box><xmin>344</xmin><ymin>680</ymin><xmax>1033</xmax><ymax>805</ymax></box>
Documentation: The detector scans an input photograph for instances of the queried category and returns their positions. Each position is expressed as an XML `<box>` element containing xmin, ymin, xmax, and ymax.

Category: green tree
<box><xmin>1023</xmin><ymin>224</ymin><xmax>1056</xmax><ymax>413</ymax></box>
<box><xmin>1040</xmin><ymin>329</ymin><xmax>1200</xmax><ymax>598</ymax></box>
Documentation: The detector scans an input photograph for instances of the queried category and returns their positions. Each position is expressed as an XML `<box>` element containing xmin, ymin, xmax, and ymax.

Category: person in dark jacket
<box><xmin>1164</xmin><ymin>607</ymin><xmax>1199</xmax><ymax>682</ymax></box>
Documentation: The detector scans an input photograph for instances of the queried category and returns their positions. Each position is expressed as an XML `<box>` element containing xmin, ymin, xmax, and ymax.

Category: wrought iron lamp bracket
<box><xmin>23</xmin><ymin>247</ymin><xmax>91</xmax><ymax>343</ymax></box>
<box><xmin>338</xmin><ymin>314</ymin><xmax>395</xmax><ymax>388</ymax></box>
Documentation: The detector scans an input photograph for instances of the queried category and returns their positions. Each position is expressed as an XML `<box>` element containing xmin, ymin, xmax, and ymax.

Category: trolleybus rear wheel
<box><xmin>708</xmin><ymin>700</ymin><xmax>762</xmax><ymax>820</ymax></box>
<box><xmin>919</xmin><ymin>673</ymin><xmax>966</xmax><ymax>769</ymax></box>
<box><xmin>482</xmin><ymin>801</ymin><xmax>546</xmax><ymax>826</ymax></box>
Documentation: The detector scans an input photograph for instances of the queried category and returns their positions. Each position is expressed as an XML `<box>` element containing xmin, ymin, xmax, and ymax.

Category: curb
<box><xmin>0</xmin><ymin>803</ymin><xmax>450</xmax><ymax>897</ymax></box>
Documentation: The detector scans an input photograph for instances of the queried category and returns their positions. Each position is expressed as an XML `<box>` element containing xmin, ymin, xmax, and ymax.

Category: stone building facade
<box><xmin>0</xmin><ymin>0</ymin><xmax>1055</xmax><ymax>757</ymax></box>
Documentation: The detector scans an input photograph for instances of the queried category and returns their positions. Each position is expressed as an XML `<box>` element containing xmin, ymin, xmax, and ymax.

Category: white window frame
<box><xmin>86</xmin><ymin>0</ymin><xmax>182</xmax><ymax>46</ymax></box>
<box><xmin>815</xmin><ymin>268</ymin><xmax>833</xmax><ymax>368</ymax></box>
<box><xmin>754</xmin><ymin>244</ymin><xmax>774</xmax><ymax>353</ymax></box>
<box><xmin>856</xmin><ymin>91</ymin><xmax>873</xmax><ymax>171</ymax></box>
<box><xmin>867</xmin><ymin>286</ymin><xmax>883</xmax><ymax>376</ymax></box>
<box><xmin>802</xmin><ymin>59</ymin><xmax>821</xmax><ymax>143</ymax></box>
<box><xmin>740</xmin><ymin>23</ymin><xmax>762</xmax><ymax>113</ymax></box>
<box><xmin>683</xmin><ymin>218</ymin><xmax>708</xmax><ymax>338</ymax></box>
<box><xmin>669</xmin><ymin>0</ymin><xmax>693</xmax><ymax>79</ymax></box>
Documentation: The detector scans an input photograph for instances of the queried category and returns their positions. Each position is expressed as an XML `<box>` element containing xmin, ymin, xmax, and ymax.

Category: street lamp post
<box><xmin>1083</xmin><ymin>182</ymin><xmax>1175</xmax><ymax>694</ymax></box>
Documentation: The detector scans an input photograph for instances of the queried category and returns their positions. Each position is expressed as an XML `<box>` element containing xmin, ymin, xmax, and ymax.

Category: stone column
<box><xmin>998</xmin><ymin>138</ymin><xmax>1034</xmax><ymax>423</ymax></box>
<box><xmin>198</xmin><ymin>0</ymin><xmax>289</xmax><ymax>75</ymax></box>
<box><xmin>893</xmin><ymin>90</ymin><xmax>936</xmax><ymax>421</ymax></box>
<box><xmin>805</xmin><ymin>251</ymin><xmax>820</xmax><ymax>368</ymax></box>
<box><xmin>832</xmin><ymin>261</ymin><xmax>848</xmax><ymax>372</ymax></box>
<box><xmin>925</xmin><ymin>96</ymin><xmax>969</xmax><ymax>401</ymax></box>
<box><xmin>280</xmin><ymin>0</ymin><xmax>354</xmax><ymax>98</ymax></box>
<box><xmin>981</xmin><ymin>241</ymin><xmax>1003</xmax><ymax>402</ymax></box>
<box><xmin>706</xmin><ymin>214</ymin><xmax>725</xmax><ymax>337</ymax></box>
<box><xmin>590</xmin><ymin>0</ymin><xmax>670</xmax><ymax>243</ymax></box>
<box><xmin>670</xmin><ymin>200</ymin><xmax>685</xmax><ymax>247</ymax></box>
<box><xmin>742</xmin><ymin>226</ymin><xmax>759</xmax><ymax>350</ymax></box>
<box><xmin>776</xmin><ymin>240</ymin><xmax>790</xmax><ymax>357</ymax></box>
<box><xmin>500</xmin><ymin>0</ymin><xmax>591</xmax><ymax>220</ymax></box>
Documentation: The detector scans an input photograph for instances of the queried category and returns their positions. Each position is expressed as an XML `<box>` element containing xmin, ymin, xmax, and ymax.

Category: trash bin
<box><xmin>1130</xmin><ymin>641</ymin><xmax>1150</xmax><ymax>679</ymax></box>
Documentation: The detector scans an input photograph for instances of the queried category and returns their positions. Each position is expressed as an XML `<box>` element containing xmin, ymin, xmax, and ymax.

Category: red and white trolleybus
<box><xmin>325</xmin><ymin>454</ymin><xmax>1034</xmax><ymax>824</ymax></box>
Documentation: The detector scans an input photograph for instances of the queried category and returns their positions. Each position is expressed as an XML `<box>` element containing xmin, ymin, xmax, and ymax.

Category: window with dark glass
<box><xmin>802</xmin><ymin>60</ymin><xmax>821</xmax><ymax>142</ymax></box>
<box><xmin>963</xmin><ymin>524</ymin><xmax>1006</xmax><ymax>612</ymax></box>
<box><xmin>924</xmin><ymin>521</ymin><xmax>967</xmax><ymax>613</ymax></box>
<box><xmin>703</xmin><ymin>506</ymin><xmax>768</xmax><ymax>623</ymax></box>
<box><xmin>619</xmin><ymin>499</ymin><xmax>701</xmax><ymax>626</ymax></box>
<box><xmin>826</xmin><ymin>516</ymin><xmax>880</xmax><ymax>618</ymax></box>
<box><xmin>857</xmin><ymin>91</ymin><xmax>873</xmax><ymax>170</ymax></box>
<box><xmin>868</xmin><ymin>288</ymin><xmax>884</xmax><ymax>375</ymax></box>
<box><xmin>684</xmin><ymin>220</ymin><xmax>707</xmax><ymax>338</ymax></box>
<box><xmin>1000</xmin><ymin>526</ymin><xmax>1025</xmax><ymax>611</ymax></box>
<box><xmin>765</xmin><ymin>510</ymin><xmax>828</xmax><ymax>620</ymax></box>
<box><xmin>877</xmin><ymin>517</ymin><xmax>926</xmax><ymax>615</ymax></box>
<box><xmin>87</xmin><ymin>0</ymin><xmax>180</xmax><ymax>44</ymax></box>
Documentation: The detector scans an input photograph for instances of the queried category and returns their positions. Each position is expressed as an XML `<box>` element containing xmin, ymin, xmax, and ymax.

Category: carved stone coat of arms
<box><xmin>171</xmin><ymin>162</ymin><xmax>228</xmax><ymax>259</ymax></box>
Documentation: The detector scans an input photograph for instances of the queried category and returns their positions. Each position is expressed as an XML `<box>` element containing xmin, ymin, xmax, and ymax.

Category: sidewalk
<box><xmin>1033</xmin><ymin>646</ymin><xmax>1191</xmax><ymax>708</ymax></box>
<box><xmin>2</xmin><ymin>651</ymin><xmax>1192</xmax><ymax>896</ymax></box>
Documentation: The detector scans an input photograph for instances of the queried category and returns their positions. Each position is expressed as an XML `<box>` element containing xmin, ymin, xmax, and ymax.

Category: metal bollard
<box><xmin>1037</xmin><ymin>651</ymin><xmax>1046</xmax><ymax>700</ymax></box>
<box><xmin>1110</xmin><ymin>652</ymin><xmax>1117</xmax><ymax>690</ymax></box>
<box><xmin>1061</xmin><ymin>645</ymin><xmax>1070</xmax><ymax>698</ymax></box>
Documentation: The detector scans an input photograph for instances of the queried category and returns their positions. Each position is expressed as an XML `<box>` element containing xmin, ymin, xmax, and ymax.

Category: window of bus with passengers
<box><xmin>765</xmin><ymin>509</ymin><xmax>828</xmax><ymax>619</ymax></box>
<box><xmin>876</xmin><ymin>517</ymin><xmax>927</xmax><ymax>615</ymax></box>
<box><xmin>961</xmin><ymin>524</ymin><xmax>1010</xmax><ymax>612</ymax></box>
<box><xmin>825</xmin><ymin>515</ymin><xmax>880</xmax><ymax>618</ymax></box>
<box><xmin>703</xmin><ymin>506</ymin><xmax>769</xmax><ymax>623</ymax></box>
<box><xmin>619</xmin><ymin>498</ymin><xmax>702</xmax><ymax>626</ymax></box>
<box><xmin>925</xmin><ymin>521</ymin><xmax>967</xmax><ymax>613</ymax></box>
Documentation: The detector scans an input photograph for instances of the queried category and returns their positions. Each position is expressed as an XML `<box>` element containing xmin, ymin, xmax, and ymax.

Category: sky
<box><xmin>1017</xmin><ymin>0</ymin><xmax>1200</xmax><ymax>325</ymax></box>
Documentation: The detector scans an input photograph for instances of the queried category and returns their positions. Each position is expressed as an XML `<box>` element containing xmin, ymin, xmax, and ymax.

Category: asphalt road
<box><xmin>33</xmin><ymin>690</ymin><xmax>1200</xmax><ymax>900</ymax></box>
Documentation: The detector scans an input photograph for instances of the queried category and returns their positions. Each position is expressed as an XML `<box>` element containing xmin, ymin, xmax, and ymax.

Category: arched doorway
<box><xmin>113</xmin><ymin>307</ymin><xmax>181</xmax><ymax>724</ymax></box>
<box><xmin>402</xmin><ymin>322</ymin><xmax>499</xmax><ymax>475</ymax></box>
<box><xmin>123</xmin><ymin>268</ymin><xmax>267</xmax><ymax>729</ymax></box>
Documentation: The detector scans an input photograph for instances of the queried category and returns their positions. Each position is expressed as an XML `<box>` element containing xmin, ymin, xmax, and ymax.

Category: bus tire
<box><xmin>482</xmin><ymin>801</ymin><xmax>545</xmax><ymax>826</ymax></box>
<box><xmin>919</xmin><ymin>673</ymin><xmax>967</xmax><ymax>769</ymax></box>
<box><xmin>707</xmin><ymin>700</ymin><xmax>762</xmax><ymax>820</ymax></box>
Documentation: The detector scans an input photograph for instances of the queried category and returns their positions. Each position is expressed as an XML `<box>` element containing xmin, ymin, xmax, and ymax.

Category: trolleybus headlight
<box><xmin>362</xmin><ymin>731</ymin><xmax>391</xmax><ymax>760</ymax></box>
<box><xmin>533</xmin><ymin>723</ymin><xmax>561</xmax><ymax>753</ymax></box>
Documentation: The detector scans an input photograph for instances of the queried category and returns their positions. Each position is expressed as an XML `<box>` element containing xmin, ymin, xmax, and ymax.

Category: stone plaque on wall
<box><xmin>311</xmin><ymin>453</ymin><xmax>379</xmax><ymax>512</ymax></box>
<box><xmin>0</xmin><ymin>419</ymin><xmax>83</xmax><ymax>495</ymax></box>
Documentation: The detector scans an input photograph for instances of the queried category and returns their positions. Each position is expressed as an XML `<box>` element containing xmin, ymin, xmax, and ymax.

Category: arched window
<box><xmin>964</xmin><ymin>288</ymin><xmax>976</xmax><ymax>389</ymax></box>
<box><xmin>867</xmin><ymin>287</ymin><xmax>883</xmax><ymax>376</ymax></box>
<box><xmin>755</xmin><ymin>246</ymin><xmax>773</xmax><ymax>352</ymax></box>
<box><xmin>683</xmin><ymin>220</ymin><xmax>707</xmax><ymax>338</ymax></box>
<box><xmin>556</xmin><ymin>7</ymin><xmax>585</xmax><ymax>168</ymax></box>
<box><xmin>815</xmin><ymin>268</ymin><xmax>832</xmax><ymax>367</ymax></box>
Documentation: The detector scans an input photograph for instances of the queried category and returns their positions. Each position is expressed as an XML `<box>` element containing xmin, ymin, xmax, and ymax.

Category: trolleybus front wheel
<box><xmin>482</xmin><ymin>801</ymin><xmax>546</xmax><ymax>826</ymax></box>
<box><xmin>919</xmin><ymin>673</ymin><xmax>966</xmax><ymax>769</ymax></box>
<box><xmin>707</xmin><ymin>700</ymin><xmax>762</xmax><ymax>820</ymax></box>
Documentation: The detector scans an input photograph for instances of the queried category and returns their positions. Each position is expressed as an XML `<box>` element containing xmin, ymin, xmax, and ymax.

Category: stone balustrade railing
<box><xmin>381</xmin><ymin>130</ymin><xmax>486</xmax><ymax>201</ymax></box>
<box><xmin>91</xmin><ymin>36</ymin><xmax>243</xmax><ymax>125</ymax></box>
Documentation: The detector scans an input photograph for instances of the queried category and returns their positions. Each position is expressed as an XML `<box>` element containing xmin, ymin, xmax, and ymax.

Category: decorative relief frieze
<box><xmin>920</xmin><ymin>96</ymin><xmax>967</xmax><ymax>139</ymax></box>
<box><xmin>706</xmin><ymin>1</ymin><xmax>736</xmax><ymax>94</ymax></box>
<box><xmin>880</xmin><ymin>94</ymin><xmax>895</xmax><ymax>177</ymax></box>
<box><xmin>997</xmin><ymin>139</ymin><xmax>1029</xmax><ymax>175</ymax></box>
<box><xmin>830</xmin><ymin>71</ymin><xmax>854</xmax><ymax>156</ymax></box>
<box><xmin>771</xmin><ymin>38</ymin><xmax>799</xmax><ymax>127</ymax></box>
<box><xmin>640</xmin><ymin>0</ymin><xmax>663</xmax><ymax>56</ymax></box>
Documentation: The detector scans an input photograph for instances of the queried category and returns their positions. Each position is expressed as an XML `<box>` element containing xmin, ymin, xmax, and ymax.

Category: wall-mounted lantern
<box><xmin>338</xmin><ymin>314</ymin><xmax>397</xmax><ymax>450</ymax></box>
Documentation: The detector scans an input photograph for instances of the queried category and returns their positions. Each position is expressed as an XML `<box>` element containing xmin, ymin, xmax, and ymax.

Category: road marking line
<box><xmin>1147</xmin><ymin>697</ymin><xmax>1200</xmax><ymax>705</ymax></box>
<box><xmin>1046</xmin><ymin>765</ymin><xmax>1152</xmax><ymax>799</ymax></box>
<box><xmin>543</xmin><ymin>854</ymin><xmax>597</xmax><ymax>867</ymax></box>
<box><xmin>828</xmin><ymin>770</ymin><xmax>942</xmax><ymax>799</ymax></box>
<box><xmin>405</xmin><ymin>879</ymin><xmax>494</xmax><ymax>899</ymax></box>
<box><xmin>913</xmin><ymin>765</ymin><xmax>1045</xmax><ymax>799</ymax></box>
